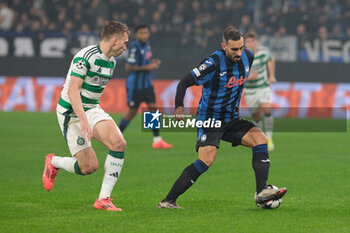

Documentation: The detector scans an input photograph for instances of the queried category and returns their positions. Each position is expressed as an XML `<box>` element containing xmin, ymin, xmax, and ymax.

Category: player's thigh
<box><xmin>56</xmin><ymin>111</ymin><xmax>92</xmax><ymax>156</ymax></box>
<box><xmin>93</xmin><ymin>119</ymin><xmax>126</xmax><ymax>151</ymax></box>
<box><xmin>145</xmin><ymin>87</ymin><xmax>156</xmax><ymax>107</ymax></box>
<box><xmin>198</xmin><ymin>145</ymin><xmax>217</xmax><ymax>167</ymax></box>
<box><xmin>241</xmin><ymin>127</ymin><xmax>268</xmax><ymax>148</ymax></box>
<box><xmin>221</xmin><ymin>118</ymin><xmax>256</xmax><ymax>147</ymax></box>
<box><xmin>127</xmin><ymin>88</ymin><xmax>142</xmax><ymax>109</ymax></box>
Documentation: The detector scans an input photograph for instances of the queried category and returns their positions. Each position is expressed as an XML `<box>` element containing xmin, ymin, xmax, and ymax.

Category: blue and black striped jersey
<box><xmin>189</xmin><ymin>49</ymin><xmax>254</xmax><ymax>123</ymax></box>
<box><xmin>126</xmin><ymin>40</ymin><xmax>153</xmax><ymax>90</ymax></box>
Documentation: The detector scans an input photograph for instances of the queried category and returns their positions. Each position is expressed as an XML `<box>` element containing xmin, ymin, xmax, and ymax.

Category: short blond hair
<box><xmin>101</xmin><ymin>21</ymin><xmax>129</xmax><ymax>40</ymax></box>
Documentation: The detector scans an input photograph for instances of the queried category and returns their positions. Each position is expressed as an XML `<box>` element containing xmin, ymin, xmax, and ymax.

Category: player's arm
<box><xmin>125</xmin><ymin>60</ymin><xmax>160</xmax><ymax>72</ymax></box>
<box><xmin>125</xmin><ymin>45</ymin><xmax>160</xmax><ymax>72</ymax></box>
<box><xmin>174</xmin><ymin>74</ymin><xmax>196</xmax><ymax>120</ymax></box>
<box><xmin>248</xmin><ymin>71</ymin><xmax>258</xmax><ymax>80</ymax></box>
<box><xmin>267</xmin><ymin>58</ymin><xmax>276</xmax><ymax>84</ymax></box>
<box><xmin>175</xmin><ymin>57</ymin><xmax>216</xmax><ymax>120</ymax></box>
<box><xmin>67</xmin><ymin>76</ymin><xmax>93</xmax><ymax>141</ymax></box>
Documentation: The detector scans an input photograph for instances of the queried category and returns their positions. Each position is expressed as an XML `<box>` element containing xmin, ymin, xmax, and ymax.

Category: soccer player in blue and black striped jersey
<box><xmin>118</xmin><ymin>25</ymin><xmax>172</xmax><ymax>149</ymax></box>
<box><xmin>158</xmin><ymin>27</ymin><xmax>287</xmax><ymax>209</ymax></box>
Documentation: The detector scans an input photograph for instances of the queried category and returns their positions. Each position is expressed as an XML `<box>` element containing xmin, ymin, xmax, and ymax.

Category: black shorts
<box><xmin>196</xmin><ymin>118</ymin><xmax>255</xmax><ymax>152</ymax></box>
<box><xmin>127</xmin><ymin>86</ymin><xmax>156</xmax><ymax>109</ymax></box>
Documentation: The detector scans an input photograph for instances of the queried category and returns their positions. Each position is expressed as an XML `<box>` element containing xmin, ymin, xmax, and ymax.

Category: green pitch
<box><xmin>0</xmin><ymin>112</ymin><xmax>349</xmax><ymax>233</ymax></box>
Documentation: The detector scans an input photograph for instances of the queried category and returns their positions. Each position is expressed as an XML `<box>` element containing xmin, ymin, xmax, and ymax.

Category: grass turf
<box><xmin>0</xmin><ymin>112</ymin><xmax>349</xmax><ymax>233</ymax></box>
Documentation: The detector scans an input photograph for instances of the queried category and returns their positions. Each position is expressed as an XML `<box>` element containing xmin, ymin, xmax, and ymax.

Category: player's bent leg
<box><xmin>158</xmin><ymin>146</ymin><xmax>215</xmax><ymax>209</ymax></box>
<box><xmin>242</xmin><ymin>127</ymin><xmax>270</xmax><ymax>193</ymax></box>
<box><xmin>241</xmin><ymin>127</ymin><xmax>287</xmax><ymax>205</ymax></box>
<box><xmin>75</xmin><ymin>147</ymin><xmax>98</xmax><ymax>175</ymax></box>
<box><xmin>43</xmin><ymin>147</ymin><xmax>97</xmax><ymax>191</ymax></box>
<box><xmin>93</xmin><ymin>120</ymin><xmax>125</xmax><ymax>211</ymax></box>
<box><xmin>241</xmin><ymin>127</ymin><xmax>268</xmax><ymax>148</ymax></box>
<box><xmin>147</xmin><ymin>102</ymin><xmax>173</xmax><ymax>149</ymax></box>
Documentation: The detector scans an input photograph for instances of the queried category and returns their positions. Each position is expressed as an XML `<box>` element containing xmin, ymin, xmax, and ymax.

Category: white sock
<box><xmin>98</xmin><ymin>154</ymin><xmax>124</xmax><ymax>200</ymax></box>
<box><xmin>253</xmin><ymin>120</ymin><xmax>263</xmax><ymax>130</ymax></box>
<box><xmin>264</xmin><ymin>115</ymin><xmax>274</xmax><ymax>140</ymax></box>
<box><xmin>153</xmin><ymin>136</ymin><xmax>162</xmax><ymax>143</ymax></box>
<box><xmin>51</xmin><ymin>156</ymin><xmax>77</xmax><ymax>173</ymax></box>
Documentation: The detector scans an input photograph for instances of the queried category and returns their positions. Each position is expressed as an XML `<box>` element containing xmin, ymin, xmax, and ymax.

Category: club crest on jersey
<box><xmin>224</xmin><ymin>76</ymin><xmax>247</xmax><ymax>88</ymax></box>
<box><xmin>77</xmin><ymin>136</ymin><xmax>85</xmax><ymax>145</ymax></box>
<box><xmin>200</xmin><ymin>134</ymin><xmax>207</xmax><ymax>142</ymax></box>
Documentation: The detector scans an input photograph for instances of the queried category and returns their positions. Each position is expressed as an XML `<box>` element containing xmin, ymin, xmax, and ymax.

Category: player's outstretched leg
<box><xmin>93</xmin><ymin>120</ymin><xmax>126</xmax><ymax>211</ymax></box>
<box><xmin>158</xmin><ymin>146</ymin><xmax>215</xmax><ymax>208</ymax></box>
<box><xmin>158</xmin><ymin>159</ymin><xmax>208</xmax><ymax>209</ymax></box>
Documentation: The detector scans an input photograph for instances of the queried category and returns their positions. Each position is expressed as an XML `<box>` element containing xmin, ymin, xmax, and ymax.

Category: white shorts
<box><xmin>57</xmin><ymin>106</ymin><xmax>113</xmax><ymax>156</ymax></box>
<box><xmin>244</xmin><ymin>87</ymin><xmax>272</xmax><ymax>113</ymax></box>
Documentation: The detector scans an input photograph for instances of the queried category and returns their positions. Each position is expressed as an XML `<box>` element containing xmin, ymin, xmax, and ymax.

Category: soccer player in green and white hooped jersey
<box><xmin>244</xmin><ymin>32</ymin><xmax>276</xmax><ymax>151</ymax></box>
<box><xmin>42</xmin><ymin>21</ymin><xmax>129</xmax><ymax>211</ymax></box>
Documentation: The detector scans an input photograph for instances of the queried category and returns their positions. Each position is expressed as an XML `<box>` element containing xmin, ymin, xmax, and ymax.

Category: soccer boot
<box><xmin>268</xmin><ymin>139</ymin><xmax>275</xmax><ymax>151</ymax></box>
<box><xmin>152</xmin><ymin>139</ymin><xmax>172</xmax><ymax>149</ymax></box>
<box><xmin>157</xmin><ymin>200</ymin><xmax>183</xmax><ymax>209</ymax></box>
<box><xmin>255</xmin><ymin>184</ymin><xmax>287</xmax><ymax>204</ymax></box>
<box><xmin>42</xmin><ymin>153</ymin><xmax>58</xmax><ymax>191</ymax></box>
<box><xmin>94</xmin><ymin>198</ymin><xmax>122</xmax><ymax>211</ymax></box>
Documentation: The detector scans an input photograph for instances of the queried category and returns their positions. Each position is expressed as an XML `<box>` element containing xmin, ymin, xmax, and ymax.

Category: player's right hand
<box><xmin>248</xmin><ymin>72</ymin><xmax>258</xmax><ymax>80</ymax></box>
<box><xmin>174</xmin><ymin>106</ymin><xmax>185</xmax><ymax>121</ymax></box>
<box><xmin>80</xmin><ymin>119</ymin><xmax>93</xmax><ymax>141</ymax></box>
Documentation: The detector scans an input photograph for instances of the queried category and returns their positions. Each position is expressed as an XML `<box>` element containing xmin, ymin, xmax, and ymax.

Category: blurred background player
<box><xmin>244</xmin><ymin>32</ymin><xmax>276</xmax><ymax>151</ymax></box>
<box><xmin>42</xmin><ymin>21</ymin><xmax>129</xmax><ymax>211</ymax></box>
<box><xmin>119</xmin><ymin>24</ymin><xmax>172</xmax><ymax>149</ymax></box>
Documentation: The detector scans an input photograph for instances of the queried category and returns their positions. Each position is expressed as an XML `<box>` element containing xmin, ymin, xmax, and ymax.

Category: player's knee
<box><xmin>110</xmin><ymin>137</ymin><xmax>127</xmax><ymax>151</ymax></box>
<box><xmin>254</xmin><ymin>135</ymin><xmax>268</xmax><ymax>147</ymax></box>
<box><xmin>80</xmin><ymin>162</ymin><xmax>98</xmax><ymax>175</ymax></box>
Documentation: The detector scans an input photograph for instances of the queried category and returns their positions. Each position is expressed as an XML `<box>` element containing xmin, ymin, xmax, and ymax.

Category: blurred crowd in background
<box><xmin>1</xmin><ymin>0</ymin><xmax>350</xmax><ymax>51</ymax></box>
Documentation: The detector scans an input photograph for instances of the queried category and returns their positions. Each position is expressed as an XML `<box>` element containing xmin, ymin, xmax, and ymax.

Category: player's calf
<box><xmin>80</xmin><ymin>163</ymin><xmax>98</xmax><ymax>175</ymax></box>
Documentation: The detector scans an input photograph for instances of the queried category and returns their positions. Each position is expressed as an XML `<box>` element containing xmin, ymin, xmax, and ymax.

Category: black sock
<box><xmin>163</xmin><ymin>159</ymin><xmax>208</xmax><ymax>202</ymax></box>
<box><xmin>252</xmin><ymin>144</ymin><xmax>270</xmax><ymax>193</ymax></box>
<box><xmin>152</xmin><ymin>129</ymin><xmax>160</xmax><ymax>137</ymax></box>
<box><xmin>119</xmin><ymin>118</ymin><xmax>129</xmax><ymax>132</ymax></box>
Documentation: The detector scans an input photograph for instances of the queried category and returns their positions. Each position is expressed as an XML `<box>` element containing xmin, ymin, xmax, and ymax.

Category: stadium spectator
<box><xmin>0</xmin><ymin>2</ymin><xmax>14</xmax><ymax>31</ymax></box>
<box><xmin>1</xmin><ymin>0</ymin><xmax>350</xmax><ymax>56</ymax></box>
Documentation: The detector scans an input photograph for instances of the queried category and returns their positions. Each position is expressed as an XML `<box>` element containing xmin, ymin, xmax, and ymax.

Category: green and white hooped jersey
<box><xmin>244</xmin><ymin>46</ymin><xmax>273</xmax><ymax>93</ymax></box>
<box><xmin>57</xmin><ymin>44</ymin><xmax>116</xmax><ymax>115</ymax></box>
